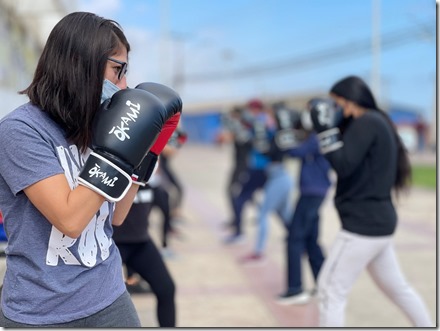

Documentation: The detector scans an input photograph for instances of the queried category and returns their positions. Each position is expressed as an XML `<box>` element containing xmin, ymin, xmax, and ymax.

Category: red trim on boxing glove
<box><xmin>150</xmin><ymin>112</ymin><xmax>181</xmax><ymax>155</ymax></box>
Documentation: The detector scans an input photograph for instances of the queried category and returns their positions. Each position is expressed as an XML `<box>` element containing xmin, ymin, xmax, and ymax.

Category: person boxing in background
<box><xmin>239</xmin><ymin>103</ymin><xmax>297</xmax><ymax>264</ymax></box>
<box><xmin>150</xmin><ymin>128</ymin><xmax>188</xmax><ymax>258</ymax></box>
<box><xmin>114</xmin><ymin>183</ymin><xmax>176</xmax><ymax>327</ymax></box>
<box><xmin>224</xmin><ymin>99</ymin><xmax>269</xmax><ymax>244</ymax></box>
<box><xmin>0</xmin><ymin>12</ymin><xmax>180</xmax><ymax>328</ymax></box>
<box><xmin>157</xmin><ymin>129</ymin><xmax>187</xmax><ymax>222</ymax></box>
<box><xmin>277</xmin><ymin>109</ymin><xmax>332</xmax><ymax>306</ymax></box>
<box><xmin>310</xmin><ymin>76</ymin><xmax>433</xmax><ymax>327</ymax></box>
<box><xmin>216</xmin><ymin>106</ymin><xmax>253</xmax><ymax>230</ymax></box>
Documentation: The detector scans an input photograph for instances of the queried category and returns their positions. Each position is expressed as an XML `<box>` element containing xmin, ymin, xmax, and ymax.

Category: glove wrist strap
<box><xmin>132</xmin><ymin>152</ymin><xmax>158</xmax><ymax>186</ymax></box>
<box><xmin>317</xmin><ymin>128</ymin><xmax>344</xmax><ymax>154</ymax></box>
<box><xmin>78</xmin><ymin>152</ymin><xmax>132</xmax><ymax>202</ymax></box>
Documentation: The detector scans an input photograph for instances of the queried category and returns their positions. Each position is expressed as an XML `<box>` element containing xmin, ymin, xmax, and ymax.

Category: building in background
<box><xmin>0</xmin><ymin>0</ymin><xmax>77</xmax><ymax>118</ymax></box>
<box><xmin>181</xmin><ymin>91</ymin><xmax>322</xmax><ymax>144</ymax></box>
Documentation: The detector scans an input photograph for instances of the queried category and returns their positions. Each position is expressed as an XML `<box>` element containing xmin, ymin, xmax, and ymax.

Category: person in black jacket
<box><xmin>309</xmin><ymin>76</ymin><xmax>433</xmax><ymax>327</ymax></box>
<box><xmin>113</xmin><ymin>185</ymin><xmax>176</xmax><ymax>327</ymax></box>
<box><xmin>215</xmin><ymin>106</ymin><xmax>253</xmax><ymax>230</ymax></box>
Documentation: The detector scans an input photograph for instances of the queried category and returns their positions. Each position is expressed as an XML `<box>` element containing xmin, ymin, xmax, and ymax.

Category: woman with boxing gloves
<box><xmin>0</xmin><ymin>12</ymin><xmax>181</xmax><ymax>327</ymax></box>
<box><xmin>309</xmin><ymin>75</ymin><xmax>433</xmax><ymax>327</ymax></box>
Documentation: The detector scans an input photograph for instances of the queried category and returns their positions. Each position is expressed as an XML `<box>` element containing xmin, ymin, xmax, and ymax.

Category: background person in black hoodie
<box><xmin>309</xmin><ymin>76</ymin><xmax>433</xmax><ymax>327</ymax></box>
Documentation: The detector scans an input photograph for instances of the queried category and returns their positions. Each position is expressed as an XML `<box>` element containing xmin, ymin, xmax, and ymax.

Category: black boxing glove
<box><xmin>309</xmin><ymin>97</ymin><xmax>344</xmax><ymax>154</ymax></box>
<box><xmin>78</xmin><ymin>88</ymin><xmax>168</xmax><ymax>201</ymax></box>
<box><xmin>273</xmin><ymin>107</ymin><xmax>304</xmax><ymax>150</ymax></box>
<box><xmin>132</xmin><ymin>83</ymin><xmax>183</xmax><ymax>186</ymax></box>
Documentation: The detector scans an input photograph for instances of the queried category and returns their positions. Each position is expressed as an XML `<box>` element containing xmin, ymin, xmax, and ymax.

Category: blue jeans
<box><xmin>255</xmin><ymin>164</ymin><xmax>293</xmax><ymax>254</ymax></box>
<box><xmin>286</xmin><ymin>195</ymin><xmax>325</xmax><ymax>294</ymax></box>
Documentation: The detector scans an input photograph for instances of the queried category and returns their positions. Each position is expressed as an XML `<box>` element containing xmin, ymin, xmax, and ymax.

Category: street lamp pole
<box><xmin>160</xmin><ymin>0</ymin><xmax>171</xmax><ymax>85</ymax></box>
<box><xmin>371</xmin><ymin>0</ymin><xmax>381</xmax><ymax>104</ymax></box>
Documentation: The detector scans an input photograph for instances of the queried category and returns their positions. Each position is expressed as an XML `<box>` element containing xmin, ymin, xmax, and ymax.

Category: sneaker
<box><xmin>161</xmin><ymin>247</ymin><xmax>177</xmax><ymax>259</ymax></box>
<box><xmin>276</xmin><ymin>291</ymin><xmax>311</xmax><ymax>305</ymax></box>
<box><xmin>223</xmin><ymin>234</ymin><xmax>245</xmax><ymax>245</ymax></box>
<box><xmin>221</xmin><ymin>220</ymin><xmax>235</xmax><ymax>229</ymax></box>
<box><xmin>168</xmin><ymin>228</ymin><xmax>185</xmax><ymax>241</ymax></box>
<box><xmin>239</xmin><ymin>252</ymin><xmax>265</xmax><ymax>265</ymax></box>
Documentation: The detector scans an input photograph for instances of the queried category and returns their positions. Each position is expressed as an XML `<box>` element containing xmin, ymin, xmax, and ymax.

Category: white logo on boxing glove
<box><xmin>108</xmin><ymin>100</ymin><xmax>141</xmax><ymax>141</ymax></box>
<box><xmin>316</xmin><ymin>102</ymin><xmax>332</xmax><ymax>127</ymax></box>
<box><xmin>88</xmin><ymin>163</ymin><xmax>118</xmax><ymax>187</ymax></box>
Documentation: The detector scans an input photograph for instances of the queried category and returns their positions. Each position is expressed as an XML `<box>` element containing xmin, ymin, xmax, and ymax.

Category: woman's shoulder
<box><xmin>357</xmin><ymin>110</ymin><xmax>381</xmax><ymax>121</ymax></box>
<box><xmin>0</xmin><ymin>103</ymin><xmax>66</xmax><ymax>149</ymax></box>
<box><xmin>1</xmin><ymin>103</ymin><xmax>41</xmax><ymax>124</ymax></box>
<box><xmin>1</xmin><ymin>103</ymin><xmax>56</xmax><ymax>131</ymax></box>
<box><xmin>353</xmin><ymin>110</ymin><xmax>390</xmax><ymax>131</ymax></box>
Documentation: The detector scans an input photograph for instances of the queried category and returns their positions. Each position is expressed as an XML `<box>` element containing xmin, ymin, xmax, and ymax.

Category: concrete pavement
<box><xmin>0</xmin><ymin>144</ymin><xmax>434</xmax><ymax>327</ymax></box>
<box><xmin>133</xmin><ymin>144</ymin><xmax>437</xmax><ymax>327</ymax></box>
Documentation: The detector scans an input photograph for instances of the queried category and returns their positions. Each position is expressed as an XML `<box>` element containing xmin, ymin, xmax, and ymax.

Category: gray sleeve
<box><xmin>0</xmin><ymin>118</ymin><xmax>64</xmax><ymax>195</ymax></box>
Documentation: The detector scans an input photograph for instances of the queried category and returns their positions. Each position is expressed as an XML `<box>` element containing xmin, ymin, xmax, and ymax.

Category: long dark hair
<box><xmin>330</xmin><ymin>75</ymin><xmax>411</xmax><ymax>194</ymax></box>
<box><xmin>20</xmin><ymin>12</ymin><xmax>130</xmax><ymax>152</ymax></box>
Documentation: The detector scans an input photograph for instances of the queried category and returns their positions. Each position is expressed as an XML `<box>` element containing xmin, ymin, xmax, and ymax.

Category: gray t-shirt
<box><xmin>0</xmin><ymin>103</ymin><xmax>125</xmax><ymax>324</ymax></box>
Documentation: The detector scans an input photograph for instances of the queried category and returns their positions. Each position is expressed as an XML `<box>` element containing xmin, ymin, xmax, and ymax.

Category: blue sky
<box><xmin>78</xmin><ymin>0</ymin><xmax>436</xmax><ymax>119</ymax></box>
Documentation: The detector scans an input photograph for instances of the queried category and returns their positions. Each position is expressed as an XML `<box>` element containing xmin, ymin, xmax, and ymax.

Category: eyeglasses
<box><xmin>107</xmin><ymin>57</ymin><xmax>128</xmax><ymax>81</ymax></box>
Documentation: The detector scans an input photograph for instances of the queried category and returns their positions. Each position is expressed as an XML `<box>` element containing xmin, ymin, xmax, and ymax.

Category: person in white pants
<box><xmin>318</xmin><ymin>230</ymin><xmax>432</xmax><ymax>327</ymax></box>
<box><xmin>308</xmin><ymin>76</ymin><xmax>433</xmax><ymax>327</ymax></box>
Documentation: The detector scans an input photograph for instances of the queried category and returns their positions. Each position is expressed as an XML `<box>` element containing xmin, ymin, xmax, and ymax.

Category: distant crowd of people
<box><xmin>214</xmin><ymin>76</ymin><xmax>433</xmax><ymax>327</ymax></box>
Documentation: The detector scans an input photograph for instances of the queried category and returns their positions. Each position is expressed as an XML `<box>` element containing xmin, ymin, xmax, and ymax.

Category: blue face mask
<box><xmin>101</xmin><ymin>79</ymin><xmax>121</xmax><ymax>104</ymax></box>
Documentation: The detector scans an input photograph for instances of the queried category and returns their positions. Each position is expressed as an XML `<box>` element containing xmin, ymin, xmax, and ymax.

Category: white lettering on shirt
<box><xmin>46</xmin><ymin>146</ymin><xmax>113</xmax><ymax>268</ymax></box>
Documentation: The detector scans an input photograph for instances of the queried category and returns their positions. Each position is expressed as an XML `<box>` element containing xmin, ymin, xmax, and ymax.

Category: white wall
<box><xmin>0</xmin><ymin>88</ymin><xmax>29</xmax><ymax>119</ymax></box>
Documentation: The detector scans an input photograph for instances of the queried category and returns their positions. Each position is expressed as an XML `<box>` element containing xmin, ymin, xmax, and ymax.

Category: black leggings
<box><xmin>159</xmin><ymin>155</ymin><xmax>183</xmax><ymax>209</ymax></box>
<box><xmin>152</xmin><ymin>185</ymin><xmax>172</xmax><ymax>248</ymax></box>
<box><xmin>117</xmin><ymin>240</ymin><xmax>176</xmax><ymax>327</ymax></box>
